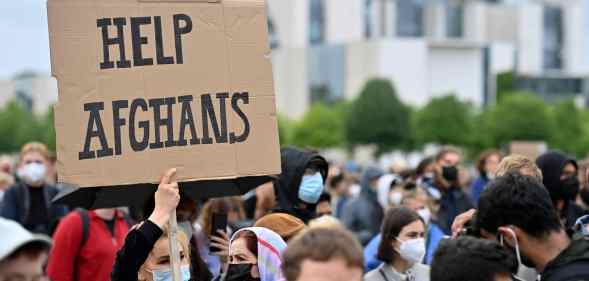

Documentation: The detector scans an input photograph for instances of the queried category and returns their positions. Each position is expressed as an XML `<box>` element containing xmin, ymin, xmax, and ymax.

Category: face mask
<box><xmin>395</xmin><ymin>237</ymin><xmax>426</xmax><ymax>264</ymax></box>
<box><xmin>389</xmin><ymin>192</ymin><xmax>402</xmax><ymax>206</ymax></box>
<box><xmin>417</xmin><ymin>208</ymin><xmax>431</xmax><ymax>224</ymax></box>
<box><xmin>442</xmin><ymin>166</ymin><xmax>458</xmax><ymax>182</ymax></box>
<box><xmin>152</xmin><ymin>264</ymin><xmax>191</xmax><ymax>281</ymax></box>
<box><xmin>298</xmin><ymin>172</ymin><xmax>324</xmax><ymax>204</ymax></box>
<box><xmin>561</xmin><ymin>176</ymin><xmax>580</xmax><ymax>201</ymax></box>
<box><xmin>225</xmin><ymin>263</ymin><xmax>260</xmax><ymax>281</ymax></box>
<box><xmin>17</xmin><ymin>163</ymin><xmax>46</xmax><ymax>186</ymax></box>
<box><xmin>500</xmin><ymin>227</ymin><xmax>535</xmax><ymax>269</ymax></box>
<box><xmin>178</xmin><ymin>221</ymin><xmax>193</xmax><ymax>240</ymax></box>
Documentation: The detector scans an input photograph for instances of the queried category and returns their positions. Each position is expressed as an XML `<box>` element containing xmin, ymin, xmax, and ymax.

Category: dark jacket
<box><xmin>0</xmin><ymin>182</ymin><xmax>68</xmax><ymax>235</ymax></box>
<box><xmin>437</xmin><ymin>186</ymin><xmax>474</xmax><ymax>235</ymax></box>
<box><xmin>541</xmin><ymin>237</ymin><xmax>589</xmax><ymax>281</ymax></box>
<box><xmin>341</xmin><ymin>167</ymin><xmax>384</xmax><ymax>245</ymax></box>
<box><xmin>111</xmin><ymin>220</ymin><xmax>212</xmax><ymax>281</ymax></box>
<box><xmin>274</xmin><ymin>147</ymin><xmax>328</xmax><ymax>223</ymax></box>
<box><xmin>536</xmin><ymin>151</ymin><xmax>588</xmax><ymax>229</ymax></box>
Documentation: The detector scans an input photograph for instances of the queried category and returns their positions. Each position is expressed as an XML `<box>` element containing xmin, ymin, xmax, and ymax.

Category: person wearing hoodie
<box><xmin>476</xmin><ymin>174</ymin><xmax>589</xmax><ymax>281</ymax></box>
<box><xmin>341</xmin><ymin>167</ymin><xmax>384</xmax><ymax>246</ymax></box>
<box><xmin>536</xmin><ymin>151</ymin><xmax>588</xmax><ymax>230</ymax></box>
<box><xmin>274</xmin><ymin>147</ymin><xmax>329</xmax><ymax>224</ymax></box>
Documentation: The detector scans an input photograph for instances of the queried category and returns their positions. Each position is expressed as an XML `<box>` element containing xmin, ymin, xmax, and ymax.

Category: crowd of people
<box><xmin>1</xmin><ymin>141</ymin><xmax>589</xmax><ymax>281</ymax></box>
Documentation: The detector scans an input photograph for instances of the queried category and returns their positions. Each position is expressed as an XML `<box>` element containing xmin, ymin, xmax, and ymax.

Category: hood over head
<box><xmin>536</xmin><ymin>151</ymin><xmax>578</xmax><ymax>203</ymax></box>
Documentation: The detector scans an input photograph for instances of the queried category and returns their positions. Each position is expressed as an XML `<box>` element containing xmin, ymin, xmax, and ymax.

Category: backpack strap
<box><xmin>76</xmin><ymin>208</ymin><xmax>90</xmax><ymax>247</ymax></box>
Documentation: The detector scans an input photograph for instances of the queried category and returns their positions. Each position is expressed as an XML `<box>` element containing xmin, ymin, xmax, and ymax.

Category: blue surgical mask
<box><xmin>152</xmin><ymin>264</ymin><xmax>191</xmax><ymax>281</ymax></box>
<box><xmin>298</xmin><ymin>172</ymin><xmax>324</xmax><ymax>204</ymax></box>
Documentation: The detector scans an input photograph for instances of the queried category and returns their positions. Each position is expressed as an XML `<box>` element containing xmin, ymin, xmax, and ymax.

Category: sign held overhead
<box><xmin>48</xmin><ymin>0</ymin><xmax>281</xmax><ymax>189</ymax></box>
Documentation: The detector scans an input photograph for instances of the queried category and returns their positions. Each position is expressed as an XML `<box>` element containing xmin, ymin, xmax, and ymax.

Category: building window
<box><xmin>268</xmin><ymin>17</ymin><xmax>279</xmax><ymax>49</ymax></box>
<box><xmin>396</xmin><ymin>0</ymin><xmax>424</xmax><ymax>37</ymax></box>
<box><xmin>364</xmin><ymin>0</ymin><xmax>373</xmax><ymax>38</ymax></box>
<box><xmin>308</xmin><ymin>45</ymin><xmax>345</xmax><ymax>104</ymax></box>
<box><xmin>309</xmin><ymin>0</ymin><xmax>325</xmax><ymax>45</ymax></box>
<box><xmin>543</xmin><ymin>6</ymin><xmax>563</xmax><ymax>70</ymax></box>
<box><xmin>446</xmin><ymin>2</ymin><xmax>463</xmax><ymax>38</ymax></box>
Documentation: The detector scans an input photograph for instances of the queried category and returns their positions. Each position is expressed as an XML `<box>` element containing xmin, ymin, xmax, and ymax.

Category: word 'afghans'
<box><xmin>97</xmin><ymin>14</ymin><xmax>192</xmax><ymax>69</ymax></box>
<box><xmin>79</xmin><ymin>92</ymin><xmax>251</xmax><ymax>160</ymax></box>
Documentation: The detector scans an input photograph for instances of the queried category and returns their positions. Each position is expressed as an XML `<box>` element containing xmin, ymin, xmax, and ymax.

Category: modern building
<box><xmin>0</xmin><ymin>72</ymin><xmax>58</xmax><ymax>116</ymax></box>
<box><xmin>267</xmin><ymin>0</ymin><xmax>589</xmax><ymax>119</ymax></box>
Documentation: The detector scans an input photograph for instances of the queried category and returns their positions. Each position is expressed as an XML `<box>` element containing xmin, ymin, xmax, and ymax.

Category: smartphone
<box><xmin>210</xmin><ymin>212</ymin><xmax>228</xmax><ymax>253</ymax></box>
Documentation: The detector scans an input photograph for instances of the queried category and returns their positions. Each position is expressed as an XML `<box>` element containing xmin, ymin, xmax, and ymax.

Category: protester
<box><xmin>431</xmin><ymin>237</ymin><xmax>517</xmax><ymax>281</ymax></box>
<box><xmin>329</xmin><ymin>173</ymin><xmax>350</xmax><ymax>219</ymax></box>
<box><xmin>315</xmin><ymin>193</ymin><xmax>332</xmax><ymax>217</ymax></box>
<box><xmin>0</xmin><ymin>142</ymin><xmax>68</xmax><ymax>235</ymax></box>
<box><xmin>414</xmin><ymin>157</ymin><xmax>435</xmax><ymax>188</ymax></box>
<box><xmin>194</xmin><ymin>198</ymin><xmax>233</xmax><ymax>279</ymax></box>
<box><xmin>225</xmin><ymin>227</ymin><xmax>287</xmax><ymax>281</ymax></box>
<box><xmin>111</xmin><ymin>168</ymin><xmax>212</xmax><ymax>281</ymax></box>
<box><xmin>0</xmin><ymin>156</ymin><xmax>13</xmax><ymax>175</ymax></box>
<box><xmin>275</xmin><ymin>147</ymin><xmax>329</xmax><ymax>223</ymax></box>
<box><xmin>341</xmin><ymin>167</ymin><xmax>384</xmax><ymax>245</ymax></box>
<box><xmin>254</xmin><ymin>181</ymin><xmax>277</xmax><ymax>220</ymax></box>
<box><xmin>471</xmin><ymin>150</ymin><xmax>502</xmax><ymax>205</ymax></box>
<box><xmin>432</xmin><ymin>148</ymin><xmax>473</xmax><ymax>235</ymax></box>
<box><xmin>254</xmin><ymin>213</ymin><xmax>306</xmax><ymax>242</ymax></box>
<box><xmin>377</xmin><ymin>174</ymin><xmax>402</xmax><ymax>209</ymax></box>
<box><xmin>536</xmin><ymin>151</ymin><xmax>587</xmax><ymax>229</ymax></box>
<box><xmin>476</xmin><ymin>174</ymin><xmax>589</xmax><ymax>281</ymax></box>
<box><xmin>47</xmin><ymin>208</ymin><xmax>130</xmax><ymax>281</ymax></box>
<box><xmin>364</xmin><ymin>207</ymin><xmax>429</xmax><ymax>281</ymax></box>
<box><xmin>0</xmin><ymin>217</ymin><xmax>52</xmax><ymax>281</ymax></box>
<box><xmin>282</xmin><ymin>228</ymin><xmax>364</xmax><ymax>281</ymax></box>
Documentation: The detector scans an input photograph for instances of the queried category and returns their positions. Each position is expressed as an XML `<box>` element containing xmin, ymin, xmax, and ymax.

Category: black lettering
<box><xmin>154</xmin><ymin>16</ymin><xmax>174</xmax><ymax>65</ymax></box>
<box><xmin>131</xmin><ymin>17</ymin><xmax>154</xmax><ymax>66</ymax></box>
<box><xmin>112</xmin><ymin>100</ymin><xmax>128</xmax><ymax>155</ymax></box>
<box><xmin>129</xmin><ymin>99</ymin><xmax>150</xmax><ymax>151</ymax></box>
<box><xmin>79</xmin><ymin>102</ymin><xmax>114</xmax><ymax>160</ymax></box>
<box><xmin>177</xmin><ymin>95</ymin><xmax>200</xmax><ymax>146</ymax></box>
<box><xmin>230</xmin><ymin>92</ymin><xmax>250</xmax><ymax>143</ymax></box>
<box><xmin>149</xmin><ymin>97</ymin><xmax>177</xmax><ymax>149</ymax></box>
<box><xmin>97</xmin><ymin>18</ymin><xmax>131</xmax><ymax>69</ymax></box>
<box><xmin>201</xmin><ymin>93</ymin><xmax>228</xmax><ymax>144</ymax></box>
<box><xmin>173</xmin><ymin>14</ymin><xmax>192</xmax><ymax>64</ymax></box>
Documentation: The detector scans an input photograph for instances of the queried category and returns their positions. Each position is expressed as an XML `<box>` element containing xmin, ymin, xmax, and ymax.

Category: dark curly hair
<box><xmin>431</xmin><ymin>237</ymin><xmax>518</xmax><ymax>281</ymax></box>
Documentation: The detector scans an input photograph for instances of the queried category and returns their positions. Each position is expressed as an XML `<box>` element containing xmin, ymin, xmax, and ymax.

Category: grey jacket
<box><xmin>365</xmin><ymin>263</ymin><xmax>430</xmax><ymax>281</ymax></box>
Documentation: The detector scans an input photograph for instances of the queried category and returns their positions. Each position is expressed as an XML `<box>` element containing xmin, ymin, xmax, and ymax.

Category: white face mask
<box><xmin>395</xmin><ymin>237</ymin><xmax>426</xmax><ymax>264</ymax></box>
<box><xmin>417</xmin><ymin>208</ymin><xmax>431</xmax><ymax>224</ymax></box>
<box><xmin>389</xmin><ymin>192</ymin><xmax>403</xmax><ymax>206</ymax></box>
<box><xmin>17</xmin><ymin>163</ymin><xmax>47</xmax><ymax>186</ymax></box>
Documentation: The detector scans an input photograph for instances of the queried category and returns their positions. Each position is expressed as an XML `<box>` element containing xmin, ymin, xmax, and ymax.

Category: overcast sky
<box><xmin>2</xmin><ymin>1</ymin><xmax>589</xmax><ymax>80</ymax></box>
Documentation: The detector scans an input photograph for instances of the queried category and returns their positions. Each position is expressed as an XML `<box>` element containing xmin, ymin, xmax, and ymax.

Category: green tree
<box><xmin>550</xmin><ymin>100</ymin><xmax>584</xmax><ymax>157</ymax></box>
<box><xmin>413</xmin><ymin>95</ymin><xmax>474</xmax><ymax>147</ymax></box>
<box><xmin>345</xmin><ymin>79</ymin><xmax>410</xmax><ymax>154</ymax></box>
<box><xmin>486</xmin><ymin>92</ymin><xmax>555</xmax><ymax>147</ymax></box>
<box><xmin>292</xmin><ymin>103</ymin><xmax>345</xmax><ymax>148</ymax></box>
<box><xmin>0</xmin><ymin>100</ymin><xmax>54</xmax><ymax>153</ymax></box>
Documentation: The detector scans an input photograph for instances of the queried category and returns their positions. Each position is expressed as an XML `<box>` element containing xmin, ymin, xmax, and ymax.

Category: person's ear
<box><xmin>497</xmin><ymin>226</ymin><xmax>516</xmax><ymax>246</ymax></box>
<box><xmin>251</xmin><ymin>264</ymin><xmax>260</xmax><ymax>278</ymax></box>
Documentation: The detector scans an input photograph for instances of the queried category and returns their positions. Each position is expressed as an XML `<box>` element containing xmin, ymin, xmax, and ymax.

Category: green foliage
<box><xmin>345</xmin><ymin>79</ymin><xmax>410</xmax><ymax>154</ymax></box>
<box><xmin>0</xmin><ymin>101</ymin><xmax>55</xmax><ymax>153</ymax></box>
<box><xmin>292</xmin><ymin>103</ymin><xmax>345</xmax><ymax>148</ymax></box>
<box><xmin>496</xmin><ymin>71</ymin><xmax>515</xmax><ymax>103</ymax></box>
<box><xmin>413</xmin><ymin>95</ymin><xmax>474</xmax><ymax>147</ymax></box>
<box><xmin>550</xmin><ymin>100</ymin><xmax>584</xmax><ymax>157</ymax></box>
<box><xmin>486</xmin><ymin>92</ymin><xmax>555</xmax><ymax>147</ymax></box>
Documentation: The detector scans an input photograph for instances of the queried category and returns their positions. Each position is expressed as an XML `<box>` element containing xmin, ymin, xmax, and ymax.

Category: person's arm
<box><xmin>111</xmin><ymin>168</ymin><xmax>180</xmax><ymax>281</ymax></box>
<box><xmin>47</xmin><ymin>213</ymin><xmax>84</xmax><ymax>281</ymax></box>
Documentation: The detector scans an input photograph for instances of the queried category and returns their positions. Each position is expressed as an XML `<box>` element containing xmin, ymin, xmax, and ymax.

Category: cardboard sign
<box><xmin>47</xmin><ymin>0</ymin><xmax>280</xmax><ymax>189</ymax></box>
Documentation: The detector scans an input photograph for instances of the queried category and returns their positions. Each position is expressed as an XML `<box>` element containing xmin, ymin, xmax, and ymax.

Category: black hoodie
<box><xmin>536</xmin><ymin>151</ymin><xmax>587</xmax><ymax>229</ymax></box>
<box><xmin>274</xmin><ymin>147</ymin><xmax>328</xmax><ymax>223</ymax></box>
<box><xmin>541</xmin><ymin>236</ymin><xmax>589</xmax><ymax>281</ymax></box>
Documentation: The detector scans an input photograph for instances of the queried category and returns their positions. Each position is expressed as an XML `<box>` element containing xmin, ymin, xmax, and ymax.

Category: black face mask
<box><xmin>442</xmin><ymin>166</ymin><xmax>458</xmax><ymax>183</ymax></box>
<box><xmin>225</xmin><ymin>263</ymin><xmax>260</xmax><ymax>281</ymax></box>
<box><xmin>561</xmin><ymin>175</ymin><xmax>580</xmax><ymax>202</ymax></box>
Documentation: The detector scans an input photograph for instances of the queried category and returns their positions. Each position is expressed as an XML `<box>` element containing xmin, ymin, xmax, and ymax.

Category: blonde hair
<box><xmin>495</xmin><ymin>154</ymin><xmax>543</xmax><ymax>181</ymax></box>
<box><xmin>0</xmin><ymin>172</ymin><xmax>14</xmax><ymax>188</ymax></box>
<box><xmin>308</xmin><ymin>215</ymin><xmax>344</xmax><ymax>230</ymax></box>
<box><xmin>139</xmin><ymin>225</ymin><xmax>191</xmax><ymax>274</ymax></box>
<box><xmin>20</xmin><ymin>142</ymin><xmax>50</xmax><ymax>161</ymax></box>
